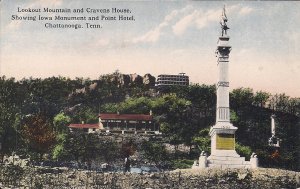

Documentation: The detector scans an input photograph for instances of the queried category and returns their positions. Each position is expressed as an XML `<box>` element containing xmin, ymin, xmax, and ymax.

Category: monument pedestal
<box><xmin>206</xmin><ymin>123</ymin><xmax>251</xmax><ymax>169</ymax></box>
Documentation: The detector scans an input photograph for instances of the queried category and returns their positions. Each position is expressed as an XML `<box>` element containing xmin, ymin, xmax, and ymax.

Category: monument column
<box><xmin>193</xmin><ymin>6</ymin><xmax>256</xmax><ymax>169</ymax></box>
<box><xmin>206</xmin><ymin>6</ymin><xmax>250</xmax><ymax>168</ymax></box>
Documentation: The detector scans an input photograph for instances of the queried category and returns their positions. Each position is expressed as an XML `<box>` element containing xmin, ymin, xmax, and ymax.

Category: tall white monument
<box><xmin>194</xmin><ymin>6</ymin><xmax>257</xmax><ymax>169</ymax></box>
<box><xmin>192</xmin><ymin>6</ymin><xmax>258</xmax><ymax>170</ymax></box>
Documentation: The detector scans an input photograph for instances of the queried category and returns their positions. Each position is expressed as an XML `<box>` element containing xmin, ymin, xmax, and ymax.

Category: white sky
<box><xmin>1</xmin><ymin>1</ymin><xmax>300</xmax><ymax>97</ymax></box>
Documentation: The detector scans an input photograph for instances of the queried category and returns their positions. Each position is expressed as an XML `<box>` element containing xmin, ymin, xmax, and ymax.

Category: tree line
<box><xmin>0</xmin><ymin>72</ymin><xmax>299</xmax><ymax>170</ymax></box>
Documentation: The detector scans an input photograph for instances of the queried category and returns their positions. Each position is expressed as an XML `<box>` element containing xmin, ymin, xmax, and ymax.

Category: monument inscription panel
<box><xmin>216</xmin><ymin>134</ymin><xmax>235</xmax><ymax>150</ymax></box>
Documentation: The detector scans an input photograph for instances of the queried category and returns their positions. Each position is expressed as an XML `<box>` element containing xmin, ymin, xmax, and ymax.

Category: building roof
<box><xmin>68</xmin><ymin>123</ymin><xmax>99</xmax><ymax>129</ymax></box>
<box><xmin>157</xmin><ymin>73</ymin><xmax>189</xmax><ymax>78</ymax></box>
<box><xmin>99</xmin><ymin>113</ymin><xmax>152</xmax><ymax>121</ymax></box>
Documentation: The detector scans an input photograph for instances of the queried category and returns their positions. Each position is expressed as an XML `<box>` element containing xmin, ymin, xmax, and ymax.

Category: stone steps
<box><xmin>208</xmin><ymin>160</ymin><xmax>246</xmax><ymax>165</ymax></box>
<box><xmin>207</xmin><ymin>156</ymin><xmax>251</xmax><ymax>169</ymax></box>
<box><xmin>208</xmin><ymin>164</ymin><xmax>251</xmax><ymax>169</ymax></box>
<box><xmin>208</xmin><ymin>155</ymin><xmax>245</xmax><ymax>161</ymax></box>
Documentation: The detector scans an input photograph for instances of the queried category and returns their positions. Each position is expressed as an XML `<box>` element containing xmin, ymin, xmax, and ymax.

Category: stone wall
<box><xmin>0</xmin><ymin>165</ymin><xmax>299</xmax><ymax>189</ymax></box>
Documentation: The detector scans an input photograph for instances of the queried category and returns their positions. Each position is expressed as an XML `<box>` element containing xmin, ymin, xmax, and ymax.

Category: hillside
<box><xmin>0</xmin><ymin>72</ymin><xmax>299</xmax><ymax>171</ymax></box>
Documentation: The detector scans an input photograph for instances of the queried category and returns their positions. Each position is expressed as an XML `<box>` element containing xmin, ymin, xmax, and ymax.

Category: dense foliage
<box><xmin>0</xmin><ymin>73</ymin><xmax>299</xmax><ymax>170</ymax></box>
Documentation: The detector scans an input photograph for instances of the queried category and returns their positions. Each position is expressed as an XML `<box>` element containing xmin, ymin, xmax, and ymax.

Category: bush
<box><xmin>236</xmin><ymin>143</ymin><xmax>252</xmax><ymax>160</ymax></box>
<box><xmin>172</xmin><ymin>159</ymin><xmax>194</xmax><ymax>169</ymax></box>
<box><xmin>140</xmin><ymin>141</ymin><xmax>168</xmax><ymax>166</ymax></box>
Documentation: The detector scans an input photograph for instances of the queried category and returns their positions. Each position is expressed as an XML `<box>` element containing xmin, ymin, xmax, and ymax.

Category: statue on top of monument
<box><xmin>220</xmin><ymin>5</ymin><xmax>229</xmax><ymax>36</ymax></box>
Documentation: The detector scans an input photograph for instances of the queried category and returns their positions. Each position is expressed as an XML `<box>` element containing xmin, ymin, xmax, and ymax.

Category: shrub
<box><xmin>236</xmin><ymin>143</ymin><xmax>252</xmax><ymax>160</ymax></box>
<box><xmin>172</xmin><ymin>159</ymin><xmax>194</xmax><ymax>169</ymax></box>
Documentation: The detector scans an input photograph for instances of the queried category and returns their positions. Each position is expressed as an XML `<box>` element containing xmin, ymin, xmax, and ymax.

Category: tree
<box><xmin>60</xmin><ymin>133</ymin><xmax>86</xmax><ymax>162</ymax></box>
<box><xmin>71</xmin><ymin>106</ymin><xmax>98</xmax><ymax>124</ymax></box>
<box><xmin>121</xmin><ymin>139</ymin><xmax>137</xmax><ymax>157</ymax></box>
<box><xmin>288</xmin><ymin>98</ymin><xmax>300</xmax><ymax>116</ymax></box>
<box><xmin>54</xmin><ymin>133</ymin><xmax>121</xmax><ymax>164</ymax></box>
<box><xmin>0</xmin><ymin>76</ymin><xmax>25</xmax><ymax>157</ymax></box>
<box><xmin>193</xmin><ymin>128</ymin><xmax>211</xmax><ymax>154</ymax></box>
<box><xmin>230</xmin><ymin>87</ymin><xmax>254</xmax><ymax>111</ymax></box>
<box><xmin>22</xmin><ymin>114</ymin><xmax>56</xmax><ymax>159</ymax></box>
<box><xmin>140</xmin><ymin>140</ymin><xmax>168</xmax><ymax>167</ymax></box>
<box><xmin>253</xmin><ymin>91</ymin><xmax>271</xmax><ymax>108</ymax></box>
<box><xmin>276</xmin><ymin>93</ymin><xmax>290</xmax><ymax>113</ymax></box>
<box><xmin>186</xmin><ymin>84</ymin><xmax>216</xmax><ymax>115</ymax></box>
<box><xmin>152</xmin><ymin>94</ymin><xmax>192</xmax><ymax>152</ymax></box>
<box><xmin>52</xmin><ymin>132</ymin><xmax>68</xmax><ymax>160</ymax></box>
<box><xmin>98</xmin><ymin>138</ymin><xmax>120</xmax><ymax>163</ymax></box>
<box><xmin>103</xmin><ymin>97</ymin><xmax>152</xmax><ymax>114</ymax></box>
<box><xmin>53</xmin><ymin>112</ymin><xmax>71</xmax><ymax>133</ymax></box>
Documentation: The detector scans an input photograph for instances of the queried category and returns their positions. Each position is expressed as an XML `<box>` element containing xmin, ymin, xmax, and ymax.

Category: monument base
<box><xmin>192</xmin><ymin>152</ymin><xmax>258</xmax><ymax>169</ymax></box>
<box><xmin>207</xmin><ymin>154</ymin><xmax>251</xmax><ymax>169</ymax></box>
<box><xmin>209</xmin><ymin>124</ymin><xmax>253</xmax><ymax>169</ymax></box>
<box><xmin>192</xmin><ymin>123</ymin><xmax>258</xmax><ymax>169</ymax></box>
